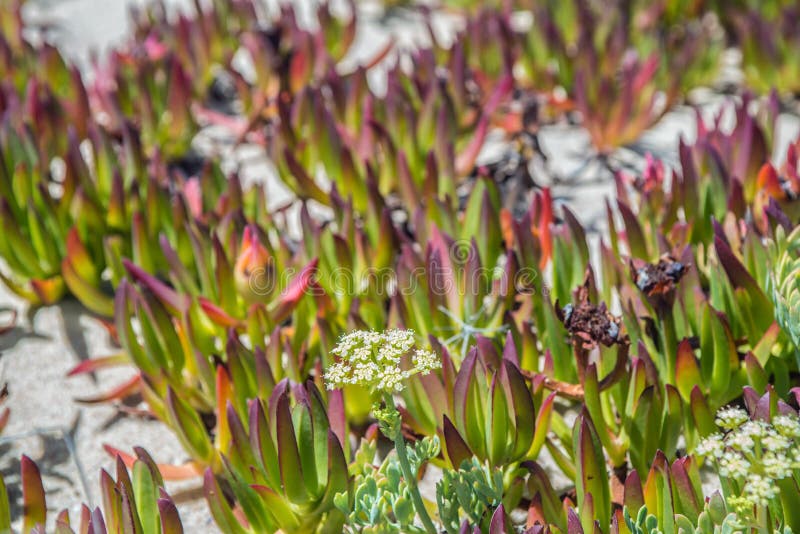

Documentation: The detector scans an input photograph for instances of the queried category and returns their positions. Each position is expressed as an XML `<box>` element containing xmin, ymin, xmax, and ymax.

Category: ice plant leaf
<box><xmin>166</xmin><ymin>388</ymin><xmax>214</xmax><ymax>466</ymax></box>
<box><xmin>443</xmin><ymin>415</ymin><xmax>472</xmax><ymax>468</ymax></box>
<box><xmin>275</xmin><ymin>390</ymin><xmax>308</xmax><ymax>505</ymax></box>
<box><xmin>271</xmin><ymin>258</ymin><xmax>318</xmax><ymax>324</ymax></box>
<box><xmin>123</xmin><ymin>259</ymin><xmax>189</xmax><ymax>316</ymax></box>
<box><xmin>203</xmin><ymin>469</ymin><xmax>248</xmax><ymax>534</ymax></box>
<box><xmin>75</xmin><ymin>373</ymin><xmax>141</xmax><ymax>404</ymax></box>
<box><xmin>643</xmin><ymin>451</ymin><xmax>675</xmax><ymax>533</ymax></box>
<box><xmin>488</xmin><ymin>504</ymin><xmax>508</xmax><ymax>534</ymax></box>
<box><xmin>0</xmin><ymin>469</ymin><xmax>10</xmax><ymax>532</ymax></box>
<box><xmin>67</xmin><ymin>353</ymin><xmax>128</xmax><ymax>376</ymax></box>
<box><xmin>574</xmin><ymin>412</ymin><xmax>610</xmax><ymax>533</ymax></box>
<box><xmin>21</xmin><ymin>455</ymin><xmax>46</xmax><ymax>532</ymax></box>
<box><xmin>158</xmin><ymin>496</ymin><xmax>184</xmax><ymax>534</ymax></box>
<box><xmin>675</xmin><ymin>339</ymin><xmax>701</xmax><ymax>402</ymax></box>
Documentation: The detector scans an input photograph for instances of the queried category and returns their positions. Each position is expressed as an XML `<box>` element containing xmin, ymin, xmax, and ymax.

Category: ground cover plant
<box><xmin>1</xmin><ymin>0</ymin><xmax>800</xmax><ymax>532</ymax></box>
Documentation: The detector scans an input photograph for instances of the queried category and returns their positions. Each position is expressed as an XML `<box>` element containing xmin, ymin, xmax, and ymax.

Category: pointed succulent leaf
<box><xmin>166</xmin><ymin>388</ymin><xmax>214</xmax><ymax>466</ymax></box>
<box><xmin>573</xmin><ymin>413</ymin><xmax>610</xmax><ymax>533</ymax></box>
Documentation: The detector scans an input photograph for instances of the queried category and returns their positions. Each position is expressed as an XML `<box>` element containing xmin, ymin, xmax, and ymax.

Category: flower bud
<box><xmin>234</xmin><ymin>225</ymin><xmax>273</xmax><ymax>303</ymax></box>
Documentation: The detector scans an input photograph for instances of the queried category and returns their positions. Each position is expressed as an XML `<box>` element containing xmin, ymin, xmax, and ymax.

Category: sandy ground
<box><xmin>2</xmin><ymin>0</ymin><xmax>799</xmax><ymax>531</ymax></box>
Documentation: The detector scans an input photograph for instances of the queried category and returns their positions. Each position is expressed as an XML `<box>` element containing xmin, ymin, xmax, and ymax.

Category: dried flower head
<box><xmin>630</xmin><ymin>255</ymin><xmax>688</xmax><ymax>310</ymax></box>
<box><xmin>324</xmin><ymin>329</ymin><xmax>441</xmax><ymax>394</ymax></box>
<box><xmin>558</xmin><ymin>301</ymin><xmax>623</xmax><ymax>348</ymax></box>
<box><xmin>557</xmin><ymin>275</ymin><xmax>626</xmax><ymax>349</ymax></box>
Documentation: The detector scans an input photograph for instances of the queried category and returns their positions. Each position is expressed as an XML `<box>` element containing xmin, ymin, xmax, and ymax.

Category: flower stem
<box><xmin>658</xmin><ymin>305</ymin><xmax>678</xmax><ymax>384</ymax></box>
<box><xmin>383</xmin><ymin>394</ymin><xmax>437</xmax><ymax>534</ymax></box>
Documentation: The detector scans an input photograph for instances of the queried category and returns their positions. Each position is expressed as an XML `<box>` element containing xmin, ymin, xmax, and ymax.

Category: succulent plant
<box><xmin>516</xmin><ymin>0</ymin><xmax>720</xmax><ymax>152</ymax></box>
<box><xmin>204</xmin><ymin>379</ymin><xmax>349</xmax><ymax>533</ymax></box>
<box><xmin>726</xmin><ymin>2</ymin><xmax>800</xmax><ymax>95</ymax></box>
<box><xmin>436</xmin><ymin>458</ymin><xmax>506</xmax><ymax>534</ymax></box>
<box><xmin>768</xmin><ymin>225</ymin><xmax>800</xmax><ymax>357</ymax></box>
<box><xmin>436</xmin><ymin>340</ymin><xmax>546</xmax><ymax>470</ymax></box>
<box><xmin>338</xmin><ymin>434</ymin><xmax>440</xmax><ymax>534</ymax></box>
<box><xmin>0</xmin><ymin>450</ymin><xmax>183</xmax><ymax>534</ymax></box>
<box><xmin>3</xmin><ymin>0</ymin><xmax>800</xmax><ymax>533</ymax></box>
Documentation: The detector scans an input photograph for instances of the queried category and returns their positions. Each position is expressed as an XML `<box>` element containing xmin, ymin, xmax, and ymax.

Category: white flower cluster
<box><xmin>324</xmin><ymin>329</ymin><xmax>441</xmax><ymax>394</ymax></box>
<box><xmin>696</xmin><ymin>406</ymin><xmax>800</xmax><ymax>511</ymax></box>
<box><xmin>715</xmin><ymin>406</ymin><xmax>749</xmax><ymax>430</ymax></box>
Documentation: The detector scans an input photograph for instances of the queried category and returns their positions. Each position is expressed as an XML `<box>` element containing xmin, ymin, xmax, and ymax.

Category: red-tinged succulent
<box><xmin>526</xmin><ymin>446</ymin><xmax>729</xmax><ymax>534</ymax></box>
<box><xmin>113</xmin><ymin>255</ymin><xmax>316</xmax><ymax>424</ymax></box>
<box><xmin>206</xmin><ymin>380</ymin><xmax>349</xmax><ymax>533</ymax></box>
<box><xmin>127</xmin><ymin>0</ymin><xmax>257</xmax><ymax>92</ymax></box>
<box><xmin>236</xmin><ymin>13</ymin><xmax>516</xmax><ymax>214</ymax></box>
<box><xmin>515</xmin><ymin>0</ymin><xmax>719</xmax><ymax>152</ymax></box>
<box><xmin>639</xmin><ymin>95</ymin><xmax>786</xmax><ymax>241</ymax></box>
<box><xmin>606</xmin><ymin>120</ymin><xmax>793</xmax><ymax>395</ymax></box>
<box><xmin>605</xmin><ymin>227</ymin><xmax>776</xmax><ymax>404</ymax></box>
<box><xmin>0</xmin><ymin>109</ymin><xmax>252</xmax><ymax>315</ymax></box>
<box><xmin>90</xmin><ymin>0</ymin><xmax>266</xmax><ymax>157</ymax></box>
<box><xmin>233</xmin><ymin>225</ymin><xmax>274</xmax><ymax>304</ymax></box>
<box><xmin>726</xmin><ymin>2</ymin><xmax>800</xmax><ymax>95</ymax></box>
<box><xmin>2</xmin><ymin>0</ymin><xmax>800</xmax><ymax>532</ymax></box>
<box><xmin>0</xmin><ymin>450</ymin><xmax>184</xmax><ymax>534</ymax></box>
<box><xmin>616</xmin><ymin>451</ymin><xmax>714</xmax><ymax>533</ymax></box>
<box><xmin>0</xmin><ymin>2</ymin><xmax>91</xmax><ymax>151</ymax></box>
<box><xmin>755</xmin><ymin>135</ymin><xmax>800</xmax><ymax>226</ymax></box>
<box><xmin>523</xmin><ymin>412</ymin><xmax>614</xmax><ymax>533</ymax></box>
<box><xmin>231</xmin><ymin>1</ymin><xmax>358</xmax><ymax>119</ymax></box>
<box><xmin>438</xmin><ymin>341</ymin><xmax>545</xmax><ymax>469</ymax></box>
<box><xmin>373</xmin><ymin>177</ymin><xmax>527</xmax><ymax>360</ymax></box>
<box><xmin>92</xmin><ymin>49</ymin><xmax>196</xmax><ymax>158</ymax></box>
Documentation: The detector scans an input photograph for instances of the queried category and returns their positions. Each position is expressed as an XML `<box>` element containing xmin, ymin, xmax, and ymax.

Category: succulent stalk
<box><xmin>381</xmin><ymin>392</ymin><xmax>438</xmax><ymax>534</ymax></box>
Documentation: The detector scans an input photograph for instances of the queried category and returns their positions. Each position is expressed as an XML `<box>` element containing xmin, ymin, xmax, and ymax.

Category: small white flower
<box><xmin>324</xmin><ymin>329</ymin><xmax>441</xmax><ymax>394</ymax></box>
<box><xmin>763</xmin><ymin>453</ymin><xmax>792</xmax><ymax>479</ymax></box>
<box><xmin>696</xmin><ymin>433</ymin><xmax>725</xmax><ymax>458</ymax></box>
<box><xmin>725</xmin><ymin>429</ymin><xmax>755</xmax><ymax>452</ymax></box>
<box><xmin>744</xmin><ymin>475</ymin><xmax>777</xmax><ymax>507</ymax></box>
<box><xmin>704</xmin><ymin>404</ymin><xmax>800</xmax><ymax>518</ymax></box>
<box><xmin>761</xmin><ymin>430</ymin><xmax>791</xmax><ymax>453</ymax></box>
<box><xmin>774</xmin><ymin>414</ymin><xmax>800</xmax><ymax>438</ymax></box>
<box><xmin>715</xmin><ymin>406</ymin><xmax>749</xmax><ymax>430</ymax></box>
<box><xmin>718</xmin><ymin>451</ymin><xmax>750</xmax><ymax>479</ymax></box>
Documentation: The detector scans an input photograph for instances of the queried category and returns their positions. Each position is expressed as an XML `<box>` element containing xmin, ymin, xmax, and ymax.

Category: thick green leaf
<box><xmin>158</xmin><ymin>496</ymin><xmax>184</xmax><ymax>534</ymax></box>
<box><xmin>0</xmin><ymin>470</ymin><xmax>10</xmax><ymax>532</ymax></box>
<box><xmin>132</xmin><ymin>461</ymin><xmax>159</xmax><ymax>534</ymax></box>
<box><xmin>573</xmin><ymin>413</ymin><xmax>610</xmax><ymax>533</ymax></box>
<box><xmin>203</xmin><ymin>470</ymin><xmax>248</xmax><ymax>534</ymax></box>
<box><xmin>166</xmin><ymin>388</ymin><xmax>214</xmax><ymax>465</ymax></box>
<box><xmin>21</xmin><ymin>455</ymin><xmax>46</xmax><ymax>533</ymax></box>
<box><xmin>487</xmin><ymin>374</ymin><xmax>509</xmax><ymax>465</ymax></box>
<box><xmin>275</xmin><ymin>391</ymin><xmax>308</xmax><ymax>505</ymax></box>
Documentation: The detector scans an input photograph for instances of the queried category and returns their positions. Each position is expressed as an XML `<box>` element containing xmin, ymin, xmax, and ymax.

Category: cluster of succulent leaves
<box><xmin>1</xmin><ymin>0</ymin><xmax>800</xmax><ymax>532</ymax></box>
<box><xmin>1</xmin><ymin>449</ymin><xmax>183</xmax><ymax>533</ymax></box>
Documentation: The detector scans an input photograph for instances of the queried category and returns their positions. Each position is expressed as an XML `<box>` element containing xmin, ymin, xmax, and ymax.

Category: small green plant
<box><xmin>769</xmin><ymin>225</ymin><xmax>800</xmax><ymax>356</ymax></box>
<box><xmin>436</xmin><ymin>458</ymin><xmax>505</xmax><ymax>534</ymax></box>
<box><xmin>335</xmin><ymin>434</ymin><xmax>440</xmax><ymax>533</ymax></box>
